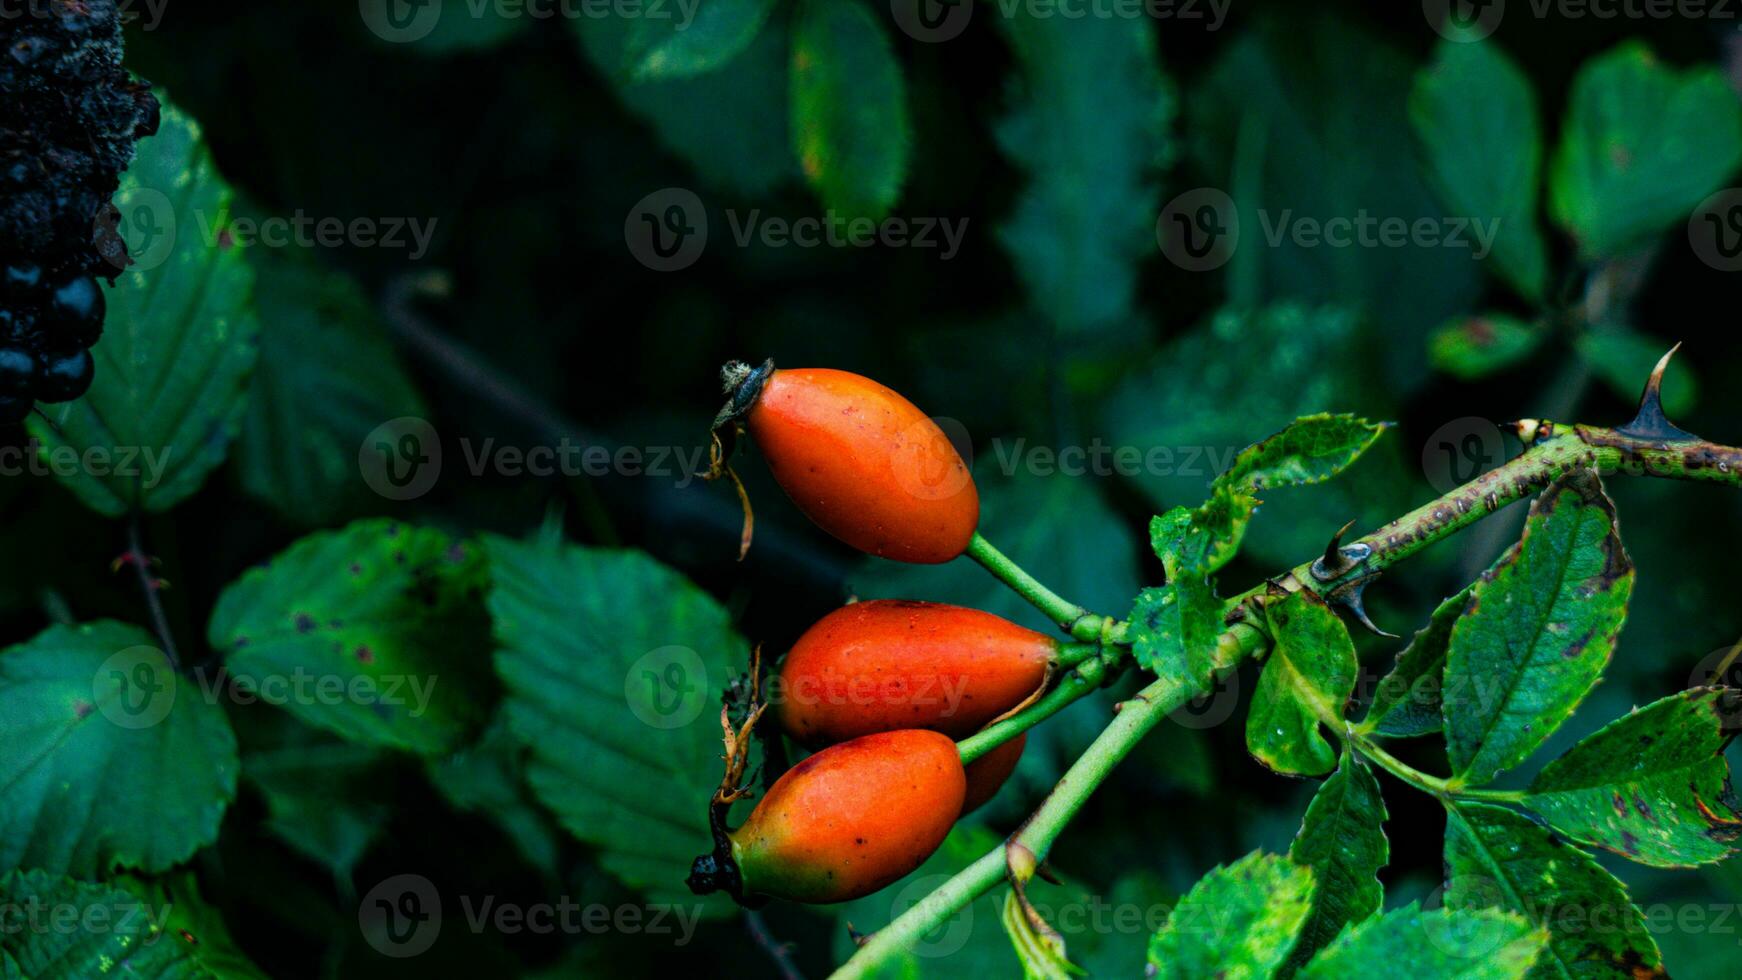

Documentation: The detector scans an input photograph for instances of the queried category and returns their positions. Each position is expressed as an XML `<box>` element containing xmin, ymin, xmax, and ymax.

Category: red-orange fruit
<box><xmin>744</xmin><ymin>367</ymin><xmax>978</xmax><ymax>564</ymax></box>
<box><xmin>962</xmin><ymin>733</ymin><xmax>1025</xmax><ymax>814</ymax></box>
<box><xmin>729</xmin><ymin>730</ymin><xmax>965</xmax><ymax>904</ymax></box>
<box><xmin>775</xmin><ymin>600</ymin><xmax>1055</xmax><ymax>747</ymax></box>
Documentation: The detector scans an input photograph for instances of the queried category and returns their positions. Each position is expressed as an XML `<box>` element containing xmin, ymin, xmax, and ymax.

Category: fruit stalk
<box><xmin>964</xmin><ymin>532</ymin><xmax>1105</xmax><ymax>640</ymax></box>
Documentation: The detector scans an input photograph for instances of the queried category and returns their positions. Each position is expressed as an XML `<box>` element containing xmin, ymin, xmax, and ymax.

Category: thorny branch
<box><xmin>831</xmin><ymin>347</ymin><xmax>1742</xmax><ymax>979</ymax></box>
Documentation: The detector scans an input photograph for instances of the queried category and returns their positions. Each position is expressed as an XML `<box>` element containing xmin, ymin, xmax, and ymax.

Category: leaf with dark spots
<box><xmin>1285</xmin><ymin>752</ymin><xmax>1388</xmax><ymax>973</ymax></box>
<box><xmin>1247</xmin><ymin>591</ymin><xmax>1358</xmax><ymax>777</ymax></box>
<box><xmin>1443</xmin><ymin>473</ymin><xmax>1634</xmax><ymax>787</ymax></box>
<box><xmin>1523</xmin><ymin>688</ymin><xmax>1741</xmax><ymax>867</ymax></box>
<box><xmin>1444</xmin><ymin>803</ymin><xmax>1664</xmax><ymax>979</ymax></box>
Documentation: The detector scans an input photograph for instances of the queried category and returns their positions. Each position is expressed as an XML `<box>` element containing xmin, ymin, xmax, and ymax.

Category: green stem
<box><xmin>957</xmin><ymin>662</ymin><xmax>1105</xmax><ymax>766</ymax></box>
<box><xmin>831</xmin><ymin>625</ymin><xmax>1268</xmax><ymax>980</ymax></box>
<box><xmin>833</xmin><ymin>417</ymin><xmax>1742</xmax><ymax>977</ymax></box>
<box><xmin>965</xmin><ymin>533</ymin><xmax>1102</xmax><ymax>640</ymax></box>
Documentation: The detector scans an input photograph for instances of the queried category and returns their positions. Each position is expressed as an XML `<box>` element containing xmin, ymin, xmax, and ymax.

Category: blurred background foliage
<box><xmin>4</xmin><ymin>0</ymin><xmax>1742</xmax><ymax>976</ymax></box>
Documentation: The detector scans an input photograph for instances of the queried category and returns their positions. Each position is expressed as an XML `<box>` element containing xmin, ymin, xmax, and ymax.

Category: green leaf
<box><xmin>1443</xmin><ymin>474</ymin><xmax>1635</xmax><ymax>787</ymax></box>
<box><xmin>1574</xmin><ymin>329</ymin><xmax>1696</xmax><ymax>420</ymax></box>
<box><xmin>789</xmin><ymin>0</ymin><xmax>909</xmax><ymax>218</ymax></box>
<box><xmin>1410</xmin><ymin>40</ymin><xmax>1549</xmax><ymax>301</ymax></box>
<box><xmin>1296</xmin><ymin>903</ymin><xmax>1546</xmax><ymax>980</ymax></box>
<box><xmin>1150</xmin><ymin>490</ymin><xmax>1255</xmax><ymax>579</ymax></box>
<box><xmin>238</xmin><ymin>711</ymin><xmax>391</xmax><ymax>881</ymax></box>
<box><xmin>1443</xmin><ymin>802</ymin><xmax>1664</xmax><ymax>979</ymax></box>
<box><xmin>0</xmin><ymin>622</ymin><xmax>237</xmax><ymax>877</ymax></box>
<box><xmin>1127</xmin><ymin>580</ymin><xmax>1222</xmax><ymax>679</ymax></box>
<box><xmin>1218</xmin><ymin>413</ymin><xmax>1388</xmax><ymax>494</ymax></box>
<box><xmin>206</xmin><ymin>519</ymin><xmax>492</xmax><ymax>755</ymax></box>
<box><xmin>1002</xmin><ymin>890</ymin><xmax>1081</xmax><ymax>979</ymax></box>
<box><xmin>1549</xmin><ymin>40</ymin><xmax>1742</xmax><ymax>258</ymax></box>
<box><xmin>1190</xmin><ymin>17</ymin><xmax>1482</xmax><ymax>388</ymax></box>
<box><xmin>1430</xmin><ymin>315</ymin><xmax>1550</xmax><ymax>381</ymax></box>
<box><xmin>626</xmin><ymin>0</ymin><xmax>778</xmax><ymax>80</ymax></box>
<box><xmin>235</xmin><ymin>255</ymin><xmax>426</xmax><ymax>527</ymax></box>
<box><xmin>1146</xmin><ymin>851</ymin><xmax>1314</xmax><ymax>980</ymax></box>
<box><xmin>1362</xmin><ymin>552</ymin><xmax>1506</xmax><ymax>739</ymax></box>
<box><xmin>1522</xmin><ymin>688</ymin><xmax>1742</xmax><ymax>868</ymax></box>
<box><xmin>575</xmin><ymin>17</ymin><xmax>794</xmax><ymax>196</ymax></box>
<box><xmin>0</xmin><ymin>869</ymin><xmax>264</xmax><ymax>978</ymax></box>
<box><xmin>1286</xmin><ymin>753</ymin><xmax>1389</xmax><ymax>972</ymax></box>
<box><xmin>994</xmin><ymin>11</ymin><xmax>1173</xmax><ymax>335</ymax></box>
<box><xmin>1247</xmin><ymin>591</ymin><xmax>1358</xmax><ymax>777</ymax></box>
<box><xmin>27</xmin><ymin>98</ymin><xmax>259</xmax><ymax>516</ymax></box>
<box><xmin>427</xmin><ymin>712</ymin><xmax>563</xmax><ymax>874</ymax></box>
<box><xmin>485</xmin><ymin>536</ymin><xmax>746</xmax><ymax>912</ymax></box>
<box><xmin>115</xmin><ymin>872</ymin><xmax>270</xmax><ymax>978</ymax></box>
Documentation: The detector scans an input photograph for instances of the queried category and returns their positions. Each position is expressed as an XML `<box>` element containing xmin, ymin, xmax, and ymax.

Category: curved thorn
<box><xmin>1312</xmin><ymin>519</ymin><xmax>1359</xmax><ymax>581</ymax></box>
<box><xmin>1617</xmin><ymin>342</ymin><xmax>1697</xmax><ymax>442</ymax></box>
<box><xmin>1337</xmin><ymin>584</ymin><xmax>1397</xmax><ymax>638</ymax></box>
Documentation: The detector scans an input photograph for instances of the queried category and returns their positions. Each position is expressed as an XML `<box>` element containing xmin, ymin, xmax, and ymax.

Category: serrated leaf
<box><xmin>626</xmin><ymin>0</ymin><xmax>778</xmax><ymax>80</ymax></box>
<box><xmin>1247</xmin><ymin>591</ymin><xmax>1358</xmax><ymax>777</ymax></box>
<box><xmin>114</xmin><ymin>872</ymin><xmax>269</xmax><ymax>979</ymax></box>
<box><xmin>1218</xmin><ymin>413</ymin><xmax>1388</xmax><ymax>494</ymax></box>
<box><xmin>1430</xmin><ymin>315</ymin><xmax>1549</xmax><ymax>381</ymax></box>
<box><xmin>1127</xmin><ymin>581</ymin><xmax>1222</xmax><ymax>679</ymax></box>
<box><xmin>1296</xmin><ymin>902</ymin><xmax>1546</xmax><ymax>980</ymax></box>
<box><xmin>235</xmin><ymin>256</ymin><xmax>426</xmax><ymax>527</ymax></box>
<box><xmin>207</xmin><ymin>519</ymin><xmax>492</xmax><ymax>755</ymax></box>
<box><xmin>1443</xmin><ymin>802</ymin><xmax>1664</xmax><ymax>979</ymax></box>
<box><xmin>1523</xmin><ymin>688</ymin><xmax>1742</xmax><ymax>868</ymax></box>
<box><xmin>1410</xmin><ymin>40</ymin><xmax>1549</xmax><ymax>301</ymax></box>
<box><xmin>1151</xmin><ymin>489</ymin><xmax>1255</xmax><ymax>579</ymax></box>
<box><xmin>0</xmin><ymin>622</ymin><xmax>237</xmax><ymax>877</ymax></box>
<box><xmin>995</xmin><ymin>10</ymin><xmax>1173</xmax><ymax>335</ymax></box>
<box><xmin>1002</xmin><ymin>890</ymin><xmax>1081</xmax><ymax>979</ymax></box>
<box><xmin>1549</xmin><ymin>40</ymin><xmax>1742</xmax><ymax>258</ymax></box>
<box><xmin>575</xmin><ymin>17</ymin><xmax>794</xmax><ymax>196</ymax></box>
<box><xmin>27</xmin><ymin>98</ymin><xmax>259</xmax><ymax>516</ymax></box>
<box><xmin>1574</xmin><ymin>328</ymin><xmax>1696</xmax><ymax>420</ymax></box>
<box><xmin>1286</xmin><ymin>752</ymin><xmax>1389</xmax><ymax>973</ymax></box>
<box><xmin>0</xmin><ymin>869</ymin><xmax>263</xmax><ymax>978</ymax></box>
<box><xmin>1444</xmin><ymin>474</ymin><xmax>1634</xmax><ymax>787</ymax></box>
<box><xmin>1147</xmin><ymin>851</ymin><xmax>1314</xmax><ymax>980</ymax></box>
<box><xmin>789</xmin><ymin>0</ymin><xmax>909</xmax><ymax>219</ymax></box>
<box><xmin>485</xmin><ymin>536</ymin><xmax>745</xmax><ymax>912</ymax></box>
<box><xmin>1362</xmin><ymin>548</ymin><xmax>1510</xmax><ymax>739</ymax></box>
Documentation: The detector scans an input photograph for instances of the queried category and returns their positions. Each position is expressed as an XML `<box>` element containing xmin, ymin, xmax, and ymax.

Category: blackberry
<box><xmin>1</xmin><ymin>0</ymin><xmax>158</xmax><ymax>423</ymax></box>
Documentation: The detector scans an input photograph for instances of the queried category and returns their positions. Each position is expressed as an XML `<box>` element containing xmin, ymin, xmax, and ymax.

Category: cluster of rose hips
<box><xmin>690</xmin><ymin>363</ymin><xmax>1073</xmax><ymax>905</ymax></box>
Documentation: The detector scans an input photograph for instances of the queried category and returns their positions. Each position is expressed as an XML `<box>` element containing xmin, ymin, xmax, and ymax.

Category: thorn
<box><xmin>1034</xmin><ymin>861</ymin><xmax>1063</xmax><ymax>886</ymax></box>
<box><xmin>1311</xmin><ymin>520</ymin><xmax>1371</xmax><ymax>582</ymax></box>
<box><xmin>1616</xmin><ymin>343</ymin><xmax>1698</xmax><ymax>442</ymax></box>
<box><xmin>846</xmin><ymin>922</ymin><xmax>869</xmax><ymax>947</ymax></box>
<box><xmin>1334</xmin><ymin>583</ymin><xmax>1397</xmax><ymax>638</ymax></box>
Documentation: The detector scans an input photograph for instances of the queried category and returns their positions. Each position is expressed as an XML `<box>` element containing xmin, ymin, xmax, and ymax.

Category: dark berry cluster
<box><xmin>1</xmin><ymin>0</ymin><xmax>159</xmax><ymax>424</ymax></box>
